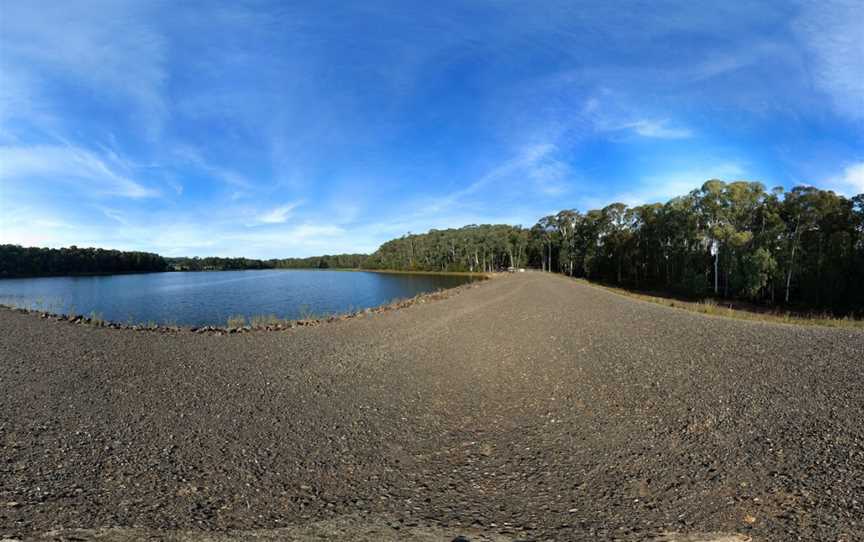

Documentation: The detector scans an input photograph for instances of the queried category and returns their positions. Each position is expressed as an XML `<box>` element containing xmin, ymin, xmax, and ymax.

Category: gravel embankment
<box><xmin>1</xmin><ymin>273</ymin><xmax>862</xmax><ymax>541</ymax></box>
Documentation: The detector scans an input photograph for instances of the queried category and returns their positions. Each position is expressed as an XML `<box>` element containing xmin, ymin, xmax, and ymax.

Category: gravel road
<box><xmin>1</xmin><ymin>272</ymin><xmax>862</xmax><ymax>541</ymax></box>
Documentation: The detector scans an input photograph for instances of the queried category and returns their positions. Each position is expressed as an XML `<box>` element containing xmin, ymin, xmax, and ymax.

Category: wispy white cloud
<box><xmin>172</xmin><ymin>146</ymin><xmax>253</xmax><ymax>189</ymax></box>
<box><xmin>99</xmin><ymin>207</ymin><xmax>131</xmax><ymax>226</ymax></box>
<box><xmin>423</xmin><ymin>143</ymin><xmax>569</xmax><ymax>214</ymax></box>
<box><xmin>564</xmin><ymin>92</ymin><xmax>695</xmax><ymax>141</ymax></box>
<box><xmin>257</xmin><ymin>203</ymin><xmax>301</xmax><ymax>224</ymax></box>
<box><xmin>794</xmin><ymin>0</ymin><xmax>864</xmax><ymax>119</ymax></box>
<box><xmin>0</xmin><ymin>67</ymin><xmax>56</xmax><ymax>139</ymax></box>
<box><xmin>602</xmin><ymin>162</ymin><xmax>746</xmax><ymax>207</ymax></box>
<box><xmin>688</xmin><ymin>53</ymin><xmax>754</xmax><ymax>82</ymax></box>
<box><xmin>528</xmin><ymin>160</ymin><xmax>572</xmax><ymax>196</ymax></box>
<box><xmin>0</xmin><ymin>145</ymin><xmax>158</xmax><ymax>198</ymax></box>
<box><xmin>289</xmin><ymin>224</ymin><xmax>345</xmax><ymax>239</ymax></box>
<box><xmin>0</xmin><ymin>1</ymin><xmax>859</xmax><ymax>260</ymax></box>
<box><xmin>0</xmin><ymin>205</ymin><xmax>80</xmax><ymax>248</ymax></box>
<box><xmin>166</xmin><ymin>179</ymin><xmax>184</xmax><ymax>196</ymax></box>
<box><xmin>0</xmin><ymin>1</ymin><xmax>168</xmax><ymax>136</ymax></box>
<box><xmin>151</xmin><ymin>222</ymin><xmax>349</xmax><ymax>258</ymax></box>
<box><xmin>823</xmin><ymin>162</ymin><xmax>864</xmax><ymax>196</ymax></box>
<box><xmin>622</xmin><ymin>119</ymin><xmax>693</xmax><ymax>139</ymax></box>
<box><xmin>0</xmin><ymin>197</ymin><xmax>352</xmax><ymax>258</ymax></box>
<box><xmin>328</xmin><ymin>144</ymin><xmax>572</xmax><ymax>246</ymax></box>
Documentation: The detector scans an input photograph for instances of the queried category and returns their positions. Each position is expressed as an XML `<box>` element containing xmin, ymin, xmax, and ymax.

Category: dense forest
<box><xmin>364</xmin><ymin>224</ymin><xmax>527</xmax><ymax>273</ymax></box>
<box><xmin>3</xmin><ymin>181</ymin><xmax>862</xmax><ymax>314</ymax></box>
<box><xmin>166</xmin><ymin>256</ymin><xmax>272</xmax><ymax>271</ymax></box>
<box><xmin>0</xmin><ymin>245</ymin><xmax>167</xmax><ymax>277</ymax></box>
<box><xmin>166</xmin><ymin>254</ymin><xmax>368</xmax><ymax>271</ymax></box>
<box><xmin>1</xmin><ymin>249</ymin><xmax>367</xmax><ymax>276</ymax></box>
<box><xmin>272</xmin><ymin>254</ymin><xmax>368</xmax><ymax>269</ymax></box>
<box><xmin>364</xmin><ymin>182</ymin><xmax>864</xmax><ymax>314</ymax></box>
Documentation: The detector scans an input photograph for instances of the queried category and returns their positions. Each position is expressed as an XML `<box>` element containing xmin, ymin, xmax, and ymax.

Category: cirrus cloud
<box><xmin>623</xmin><ymin>120</ymin><xmax>693</xmax><ymax>140</ymax></box>
<box><xmin>257</xmin><ymin>202</ymin><xmax>302</xmax><ymax>224</ymax></box>
<box><xmin>0</xmin><ymin>145</ymin><xmax>157</xmax><ymax>198</ymax></box>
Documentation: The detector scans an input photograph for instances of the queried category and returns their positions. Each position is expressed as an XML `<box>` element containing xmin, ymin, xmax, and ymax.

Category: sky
<box><xmin>1</xmin><ymin>1</ymin><xmax>862</xmax><ymax>258</ymax></box>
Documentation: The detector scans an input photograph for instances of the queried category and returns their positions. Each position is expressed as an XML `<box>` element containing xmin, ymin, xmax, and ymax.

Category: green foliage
<box><xmin>4</xmin><ymin>181</ymin><xmax>861</xmax><ymax>316</ymax></box>
<box><xmin>363</xmin><ymin>181</ymin><xmax>860</xmax><ymax>314</ymax></box>
<box><xmin>363</xmin><ymin>224</ymin><xmax>528</xmax><ymax>272</ymax></box>
<box><xmin>739</xmin><ymin>248</ymin><xmax>778</xmax><ymax>300</ymax></box>
<box><xmin>520</xmin><ymin>181</ymin><xmax>863</xmax><ymax>314</ymax></box>
<box><xmin>681</xmin><ymin>268</ymin><xmax>709</xmax><ymax>297</ymax></box>
<box><xmin>166</xmin><ymin>256</ymin><xmax>272</xmax><ymax>271</ymax></box>
<box><xmin>165</xmin><ymin>254</ymin><xmax>368</xmax><ymax>271</ymax></box>
<box><xmin>0</xmin><ymin>245</ymin><xmax>167</xmax><ymax>277</ymax></box>
<box><xmin>272</xmin><ymin>254</ymin><xmax>368</xmax><ymax>269</ymax></box>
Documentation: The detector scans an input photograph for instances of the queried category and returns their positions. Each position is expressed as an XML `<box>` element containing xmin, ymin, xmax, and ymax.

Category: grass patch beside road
<box><xmin>570</xmin><ymin>277</ymin><xmax>864</xmax><ymax>330</ymax></box>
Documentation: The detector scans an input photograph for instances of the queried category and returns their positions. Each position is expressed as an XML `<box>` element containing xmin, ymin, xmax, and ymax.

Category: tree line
<box><xmin>273</xmin><ymin>254</ymin><xmax>368</xmax><ymax>269</ymax></box>
<box><xmin>531</xmin><ymin>182</ymin><xmax>863</xmax><ymax>314</ymax></box>
<box><xmin>166</xmin><ymin>257</ymin><xmax>273</xmax><ymax>271</ymax></box>
<box><xmin>0</xmin><ymin>245</ymin><xmax>167</xmax><ymax>277</ymax></box>
<box><xmin>0</xmin><ymin>247</ymin><xmax>368</xmax><ymax>277</ymax></box>
<box><xmin>3</xmin><ymin>181</ymin><xmax>862</xmax><ymax>314</ymax></box>
<box><xmin>166</xmin><ymin>254</ymin><xmax>369</xmax><ymax>271</ymax></box>
<box><xmin>362</xmin><ymin>181</ymin><xmax>864</xmax><ymax>314</ymax></box>
<box><xmin>363</xmin><ymin>224</ymin><xmax>527</xmax><ymax>272</ymax></box>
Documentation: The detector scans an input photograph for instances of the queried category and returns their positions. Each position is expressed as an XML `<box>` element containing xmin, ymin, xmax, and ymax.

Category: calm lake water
<box><xmin>0</xmin><ymin>270</ymin><xmax>477</xmax><ymax>326</ymax></box>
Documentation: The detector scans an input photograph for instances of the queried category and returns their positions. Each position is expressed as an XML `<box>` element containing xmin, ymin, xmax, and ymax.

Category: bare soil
<box><xmin>1</xmin><ymin>273</ymin><xmax>862</xmax><ymax>541</ymax></box>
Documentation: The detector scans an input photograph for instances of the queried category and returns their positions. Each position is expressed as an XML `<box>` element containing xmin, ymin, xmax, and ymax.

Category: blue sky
<box><xmin>1</xmin><ymin>1</ymin><xmax>862</xmax><ymax>258</ymax></box>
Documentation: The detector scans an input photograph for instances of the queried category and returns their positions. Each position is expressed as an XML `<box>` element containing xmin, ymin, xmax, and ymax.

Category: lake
<box><xmin>0</xmin><ymin>270</ymin><xmax>478</xmax><ymax>326</ymax></box>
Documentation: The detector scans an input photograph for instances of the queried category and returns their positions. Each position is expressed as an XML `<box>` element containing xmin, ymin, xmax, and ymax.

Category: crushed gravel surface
<box><xmin>1</xmin><ymin>273</ymin><xmax>862</xmax><ymax>541</ymax></box>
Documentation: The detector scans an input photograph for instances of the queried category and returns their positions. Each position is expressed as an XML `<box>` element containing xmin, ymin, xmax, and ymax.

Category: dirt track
<box><xmin>1</xmin><ymin>272</ymin><xmax>862</xmax><ymax>541</ymax></box>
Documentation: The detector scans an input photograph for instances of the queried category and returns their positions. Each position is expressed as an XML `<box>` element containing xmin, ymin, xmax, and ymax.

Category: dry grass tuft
<box><xmin>250</xmin><ymin>314</ymin><xmax>286</xmax><ymax>327</ymax></box>
<box><xmin>226</xmin><ymin>314</ymin><xmax>246</xmax><ymax>329</ymax></box>
<box><xmin>572</xmin><ymin>278</ymin><xmax>864</xmax><ymax>330</ymax></box>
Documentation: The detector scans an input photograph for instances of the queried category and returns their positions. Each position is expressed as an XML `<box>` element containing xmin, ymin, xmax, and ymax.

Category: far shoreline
<box><xmin>0</xmin><ymin>267</ymin><xmax>495</xmax><ymax>280</ymax></box>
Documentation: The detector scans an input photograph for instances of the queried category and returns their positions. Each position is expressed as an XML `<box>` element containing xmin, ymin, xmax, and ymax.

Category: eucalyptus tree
<box><xmin>721</xmin><ymin>181</ymin><xmax>768</xmax><ymax>298</ymax></box>
<box><xmin>599</xmin><ymin>203</ymin><xmax>631</xmax><ymax>284</ymax></box>
<box><xmin>628</xmin><ymin>203</ymin><xmax>663</xmax><ymax>287</ymax></box>
<box><xmin>555</xmin><ymin>210</ymin><xmax>580</xmax><ymax>276</ymax></box>
<box><xmin>694</xmin><ymin>180</ymin><xmax>729</xmax><ymax>294</ymax></box>
<box><xmin>575</xmin><ymin>209</ymin><xmax>606</xmax><ymax>279</ymax></box>
<box><xmin>508</xmin><ymin>228</ymin><xmax>529</xmax><ymax>269</ymax></box>
<box><xmin>780</xmin><ymin>187</ymin><xmax>817</xmax><ymax>304</ymax></box>
<box><xmin>537</xmin><ymin>215</ymin><xmax>559</xmax><ymax>272</ymax></box>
